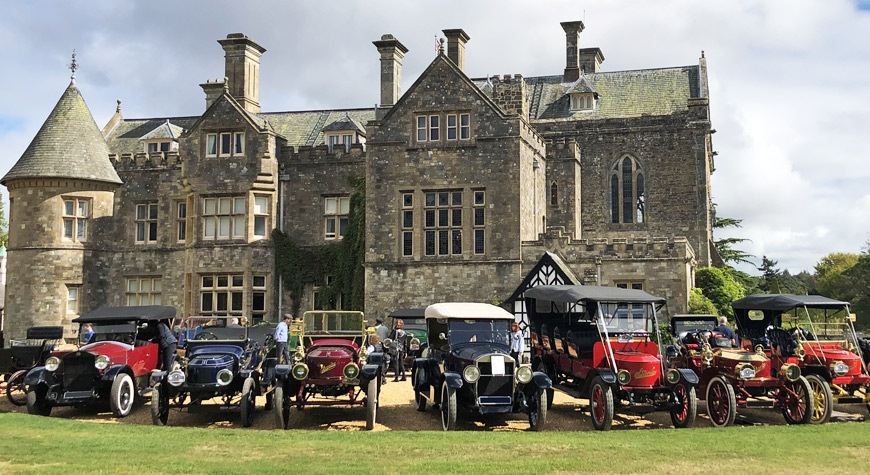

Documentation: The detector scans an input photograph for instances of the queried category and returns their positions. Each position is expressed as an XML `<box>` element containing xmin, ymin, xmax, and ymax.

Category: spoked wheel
<box><xmin>110</xmin><ymin>373</ymin><xmax>135</xmax><ymax>418</ymax></box>
<box><xmin>6</xmin><ymin>370</ymin><xmax>28</xmax><ymax>406</ymax></box>
<box><xmin>705</xmin><ymin>375</ymin><xmax>736</xmax><ymax>428</ymax></box>
<box><xmin>781</xmin><ymin>376</ymin><xmax>813</xmax><ymax>425</ymax></box>
<box><xmin>273</xmin><ymin>385</ymin><xmax>291</xmax><ymax>430</ymax></box>
<box><xmin>589</xmin><ymin>376</ymin><xmax>614</xmax><ymax>431</ymax></box>
<box><xmin>440</xmin><ymin>381</ymin><xmax>457</xmax><ymax>431</ymax></box>
<box><xmin>669</xmin><ymin>382</ymin><xmax>697</xmax><ymax>428</ymax></box>
<box><xmin>365</xmin><ymin>378</ymin><xmax>379</xmax><ymax>431</ymax></box>
<box><xmin>805</xmin><ymin>374</ymin><xmax>832</xmax><ymax>424</ymax></box>
<box><xmin>414</xmin><ymin>369</ymin><xmax>427</xmax><ymax>412</ymax></box>
<box><xmin>240</xmin><ymin>377</ymin><xmax>256</xmax><ymax>428</ymax></box>
<box><xmin>25</xmin><ymin>387</ymin><xmax>52</xmax><ymax>416</ymax></box>
<box><xmin>528</xmin><ymin>386</ymin><xmax>548</xmax><ymax>431</ymax></box>
<box><xmin>151</xmin><ymin>382</ymin><xmax>170</xmax><ymax>426</ymax></box>
<box><xmin>535</xmin><ymin>360</ymin><xmax>555</xmax><ymax>410</ymax></box>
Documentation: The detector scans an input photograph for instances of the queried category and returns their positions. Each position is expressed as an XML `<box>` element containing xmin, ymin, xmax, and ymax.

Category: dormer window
<box><xmin>325</xmin><ymin>132</ymin><xmax>356</xmax><ymax>152</ymax></box>
<box><xmin>570</xmin><ymin>93</ymin><xmax>595</xmax><ymax>111</ymax></box>
<box><xmin>146</xmin><ymin>141</ymin><xmax>173</xmax><ymax>153</ymax></box>
<box><xmin>322</xmin><ymin>114</ymin><xmax>366</xmax><ymax>152</ymax></box>
<box><xmin>140</xmin><ymin>120</ymin><xmax>183</xmax><ymax>154</ymax></box>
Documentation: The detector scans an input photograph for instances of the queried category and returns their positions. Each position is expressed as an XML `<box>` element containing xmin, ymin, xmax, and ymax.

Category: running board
<box><xmin>552</xmin><ymin>383</ymin><xmax>583</xmax><ymax>399</ymax></box>
<box><xmin>835</xmin><ymin>396</ymin><xmax>864</xmax><ymax>404</ymax></box>
<box><xmin>744</xmin><ymin>400</ymin><xmax>775</xmax><ymax>409</ymax></box>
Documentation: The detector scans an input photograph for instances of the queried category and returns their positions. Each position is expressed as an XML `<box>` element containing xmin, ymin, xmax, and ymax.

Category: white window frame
<box><xmin>202</xmin><ymin>197</ymin><xmax>246</xmax><ymax>240</ymax></box>
<box><xmin>233</xmin><ymin>132</ymin><xmax>245</xmax><ymax>156</ymax></box>
<box><xmin>206</xmin><ymin>133</ymin><xmax>218</xmax><ymax>157</ymax></box>
<box><xmin>135</xmin><ymin>202</ymin><xmax>159</xmax><ymax>244</ymax></box>
<box><xmin>460</xmin><ymin>113</ymin><xmax>470</xmax><ymax>140</ymax></box>
<box><xmin>423</xmin><ymin>190</ymin><xmax>462</xmax><ymax>257</ymax></box>
<box><xmin>324</xmin><ymin>196</ymin><xmax>350</xmax><ymax>240</ymax></box>
<box><xmin>429</xmin><ymin>114</ymin><xmax>440</xmax><ymax>141</ymax></box>
<box><xmin>447</xmin><ymin>114</ymin><xmax>457</xmax><ymax>141</ymax></box>
<box><xmin>416</xmin><ymin>116</ymin><xmax>427</xmax><ymax>142</ymax></box>
<box><xmin>401</xmin><ymin>193</ymin><xmax>413</xmax><ymax>257</ymax></box>
<box><xmin>126</xmin><ymin>277</ymin><xmax>162</xmax><ymax>306</ymax></box>
<box><xmin>473</xmin><ymin>190</ymin><xmax>486</xmax><ymax>255</ymax></box>
<box><xmin>176</xmin><ymin>202</ymin><xmax>187</xmax><ymax>242</ymax></box>
<box><xmin>200</xmin><ymin>274</ymin><xmax>244</xmax><ymax>316</ymax></box>
<box><xmin>253</xmin><ymin>196</ymin><xmax>269</xmax><ymax>239</ymax></box>
<box><xmin>62</xmin><ymin>198</ymin><xmax>89</xmax><ymax>242</ymax></box>
<box><xmin>66</xmin><ymin>285</ymin><xmax>81</xmax><ymax>314</ymax></box>
<box><xmin>252</xmin><ymin>275</ymin><xmax>267</xmax><ymax>323</ymax></box>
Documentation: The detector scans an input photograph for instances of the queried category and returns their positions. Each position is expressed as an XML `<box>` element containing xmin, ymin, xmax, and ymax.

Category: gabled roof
<box><xmin>321</xmin><ymin>113</ymin><xmax>366</xmax><ymax>135</ymax></box>
<box><xmin>139</xmin><ymin>120</ymin><xmax>184</xmax><ymax>141</ymax></box>
<box><xmin>504</xmin><ymin>252</ymin><xmax>582</xmax><ymax>305</ymax></box>
<box><xmin>259</xmin><ymin>108</ymin><xmax>375</xmax><ymax>147</ymax></box>
<box><xmin>565</xmin><ymin>75</ymin><xmax>596</xmax><ymax>95</ymax></box>
<box><xmin>106</xmin><ymin>117</ymin><xmax>199</xmax><ymax>155</ymax></box>
<box><xmin>2</xmin><ymin>81</ymin><xmax>122</xmax><ymax>185</ymax></box>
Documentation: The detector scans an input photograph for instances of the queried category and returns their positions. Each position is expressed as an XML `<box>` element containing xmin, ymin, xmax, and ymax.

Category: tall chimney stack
<box><xmin>217</xmin><ymin>33</ymin><xmax>266</xmax><ymax>113</ymax></box>
<box><xmin>373</xmin><ymin>34</ymin><xmax>409</xmax><ymax>112</ymax></box>
<box><xmin>442</xmin><ymin>29</ymin><xmax>470</xmax><ymax>71</ymax></box>
<box><xmin>561</xmin><ymin>21</ymin><xmax>584</xmax><ymax>82</ymax></box>
<box><xmin>579</xmin><ymin>47</ymin><xmax>605</xmax><ymax>74</ymax></box>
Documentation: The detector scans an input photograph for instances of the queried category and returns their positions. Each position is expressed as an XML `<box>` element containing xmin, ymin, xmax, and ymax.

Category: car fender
<box><xmin>101</xmin><ymin>364</ymin><xmax>133</xmax><ymax>383</ymax></box>
<box><xmin>799</xmin><ymin>365</ymin><xmax>829</xmax><ymax>381</ymax></box>
<box><xmin>23</xmin><ymin>366</ymin><xmax>51</xmax><ymax>387</ymax></box>
<box><xmin>366</xmin><ymin>351</ymin><xmax>384</xmax><ymax>367</ymax></box>
<box><xmin>444</xmin><ymin>372</ymin><xmax>463</xmax><ymax>389</ymax></box>
<box><xmin>274</xmin><ymin>364</ymin><xmax>291</xmax><ymax>382</ymax></box>
<box><xmin>150</xmin><ymin>370</ymin><xmax>167</xmax><ymax>385</ymax></box>
<box><xmin>361</xmin><ymin>363</ymin><xmax>381</xmax><ymax>380</ymax></box>
<box><xmin>676</xmin><ymin>368</ymin><xmax>699</xmax><ymax>386</ymax></box>
<box><xmin>531</xmin><ymin>371</ymin><xmax>552</xmax><ymax>389</ymax></box>
<box><xmin>595</xmin><ymin>369</ymin><xmax>617</xmax><ymax>385</ymax></box>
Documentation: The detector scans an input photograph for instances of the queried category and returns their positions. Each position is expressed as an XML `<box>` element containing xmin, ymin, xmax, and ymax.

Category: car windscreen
<box><xmin>182</xmin><ymin>317</ymin><xmax>247</xmax><ymax>341</ymax></box>
<box><xmin>673</xmin><ymin>318</ymin><xmax>716</xmax><ymax>335</ymax></box>
<box><xmin>304</xmin><ymin>313</ymin><xmax>363</xmax><ymax>335</ymax></box>
<box><xmin>782</xmin><ymin>307</ymin><xmax>852</xmax><ymax>341</ymax></box>
<box><xmin>598</xmin><ymin>303</ymin><xmax>654</xmax><ymax>334</ymax></box>
<box><xmin>402</xmin><ymin>318</ymin><xmax>426</xmax><ymax>331</ymax></box>
<box><xmin>447</xmin><ymin>319</ymin><xmax>511</xmax><ymax>346</ymax></box>
<box><xmin>89</xmin><ymin>323</ymin><xmax>137</xmax><ymax>344</ymax></box>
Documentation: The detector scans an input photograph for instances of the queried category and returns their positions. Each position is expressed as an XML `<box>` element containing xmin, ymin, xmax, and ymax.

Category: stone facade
<box><xmin>3</xmin><ymin>22</ymin><xmax>713</xmax><ymax>344</ymax></box>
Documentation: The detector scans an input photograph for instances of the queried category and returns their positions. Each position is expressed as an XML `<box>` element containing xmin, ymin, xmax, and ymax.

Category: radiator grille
<box><xmin>62</xmin><ymin>352</ymin><xmax>98</xmax><ymax>392</ymax></box>
<box><xmin>478</xmin><ymin>375</ymin><xmax>513</xmax><ymax>397</ymax></box>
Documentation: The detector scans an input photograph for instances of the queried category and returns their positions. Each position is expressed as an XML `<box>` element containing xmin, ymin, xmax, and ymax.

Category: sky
<box><xmin>1</xmin><ymin>0</ymin><xmax>868</xmax><ymax>274</ymax></box>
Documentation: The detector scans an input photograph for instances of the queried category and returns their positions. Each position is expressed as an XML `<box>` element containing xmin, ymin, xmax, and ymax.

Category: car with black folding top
<box><xmin>524</xmin><ymin>285</ymin><xmax>698</xmax><ymax>431</ymax></box>
<box><xmin>732</xmin><ymin>294</ymin><xmax>870</xmax><ymax>423</ymax></box>
<box><xmin>4</xmin><ymin>326</ymin><xmax>65</xmax><ymax>406</ymax></box>
<box><xmin>150</xmin><ymin>316</ymin><xmax>273</xmax><ymax>427</ymax></box>
<box><xmin>23</xmin><ymin>305</ymin><xmax>175</xmax><ymax>418</ymax></box>
<box><xmin>411</xmin><ymin>302</ymin><xmax>550</xmax><ymax>431</ymax></box>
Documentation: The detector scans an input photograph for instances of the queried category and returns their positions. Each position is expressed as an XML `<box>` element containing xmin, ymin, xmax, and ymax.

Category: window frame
<box><xmin>610</xmin><ymin>155</ymin><xmax>646</xmax><ymax>225</ymax></box>
<box><xmin>66</xmin><ymin>284</ymin><xmax>81</xmax><ymax>315</ymax></box>
<box><xmin>324</xmin><ymin>196</ymin><xmax>350</xmax><ymax>240</ymax></box>
<box><xmin>202</xmin><ymin>196</ymin><xmax>246</xmax><ymax>240</ymax></box>
<box><xmin>253</xmin><ymin>195</ymin><xmax>269</xmax><ymax>239</ymax></box>
<box><xmin>176</xmin><ymin>201</ymin><xmax>187</xmax><ymax>242</ymax></box>
<box><xmin>126</xmin><ymin>277</ymin><xmax>162</xmax><ymax>306</ymax></box>
<box><xmin>62</xmin><ymin>197</ymin><xmax>90</xmax><ymax>242</ymax></box>
<box><xmin>135</xmin><ymin>202</ymin><xmax>159</xmax><ymax>244</ymax></box>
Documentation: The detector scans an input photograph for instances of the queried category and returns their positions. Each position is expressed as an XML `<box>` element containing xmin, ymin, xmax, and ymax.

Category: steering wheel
<box><xmin>194</xmin><ymin>331</ymin><xmax>218</xmax><ymax>340</ymax></box>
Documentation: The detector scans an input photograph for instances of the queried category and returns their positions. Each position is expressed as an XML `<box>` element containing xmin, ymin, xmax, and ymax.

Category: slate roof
<box><xmin>565</xmin><ymin>75</ymin><xmax>596</xmax><ymax>95</ymax></box>
<box><xmin>2</xmin><ymin>81</ymin><xmax>122</xmax><ymax>185</ymax></box>
<box><xmin>139</xmin><ymin>120</ymin><xmax>185</xmax><ymax>141</ymax></box>
<box><xmin>106</xmin><ymin>117</ymin><xmax>199</xmax><ymax>155</ymax></box>
<box><xmin>321</xmin><ymin>114</ymin><xmax>366</xmax><ymax>135</ymax></box>
<box><xmin>474</xmin><ymin>65</ymin><xmax>701</xmax><ymax>121</ymax></box>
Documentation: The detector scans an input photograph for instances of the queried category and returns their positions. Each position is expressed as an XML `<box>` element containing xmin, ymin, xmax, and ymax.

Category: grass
<box><xmin>1</xmin><ymin>414</ymin><xmax>869</xmax><ymax>474</ymax></box>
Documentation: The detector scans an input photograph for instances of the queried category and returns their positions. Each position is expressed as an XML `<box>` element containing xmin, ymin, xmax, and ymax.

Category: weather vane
<box><xmin>69</xmin><ymin>49</ymin><xmax>78</xmax><ymax>80</ymax></box>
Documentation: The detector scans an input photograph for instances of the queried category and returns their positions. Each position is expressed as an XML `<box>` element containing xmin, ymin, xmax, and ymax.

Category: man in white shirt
<box><xmin>510</xmin><ymin>322</ymin><xmax>524</xmax><ymax>364</ymax></box>
<box><xmin>275</xmin><ymin>314</ymin><xmax>292</xmax><ymax>364</ymax></box>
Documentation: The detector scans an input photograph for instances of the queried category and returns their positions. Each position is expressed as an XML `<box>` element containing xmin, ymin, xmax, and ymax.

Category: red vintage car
<box><xmin>733</xmin><ymin>294</ymin><xmax>870</xmax><ymax>423</ymax></box>
<box><xmin>667</xmin><ymin>314</ymin><xmax>813</xmax><ymax>427</ymax></box>
<box><xmin>23</xmin><ymin>306</ymin><xmax>175</xmax><ymax>418</ymax></box>
<box><xmin>524</xmin><ymin>285</ymin><xmax>698</xmax><ymax>431</ymax></box>
<box><xmin>272</xmin><ymin>311</ymin><xmax>385</xmax><ymax>430</ymax></box>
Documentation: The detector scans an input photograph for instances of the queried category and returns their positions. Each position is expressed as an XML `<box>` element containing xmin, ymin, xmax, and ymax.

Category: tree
<box><xmin>695</xmin><ymin>267</ymin><xmax>746</xmax><ymax>317</ymax></box>
<box><xmin>688</xmin><ymin>288</ymin><xmax>718</xmax><ymax>315</ymax></box>
<box><xmin>757</xmin><ymin>256</ymin><xmax>782</xmax><ymax>293</ymax></box>
<box><xmin>712</xmin><ymin>204</ymin><xmax>753</xmax><ymax>266</ymax></box>
<box><xmin>814</xmin><ymin>252</ymin><xmax>859</xmax><ymax>298</ymax></box>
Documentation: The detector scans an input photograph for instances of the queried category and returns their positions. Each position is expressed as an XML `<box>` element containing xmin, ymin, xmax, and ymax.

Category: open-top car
<box><xmin>387</xmin><ymin>308</ymin><xmax>427</xmax><ymax>367</ymax></box>
<box><xmin>150</xmin><ymin>316</ymin><xmax>274</xmax><ymax>427</ymax></box>
<box><xmin>411</xmin><ymin>303</ymin><xmax>551</xmax><ymax>431</ymax></box>
<box><xmin>23</xmin><ymin>306</ymin><xmax>175</xmax><ymax>418</ymax></box>
<box><xmin>4</xmin><ymin>326</ymin><xmax>65</xmax><ymax>406</ymax></box>
<box><xmin>732</xmin><ymin>294</ymin><xmax>870</xmax><ymax>423</ymax></box>
<box><xmin>667</xmin><ymin>314</ymin><xmax>813</xmax><ymax>427</ymax></box>
<box><xmin>272</xmin><ymin>311</ymin><xmax>384</xmax><ymax>430</ymax></box>
<box><xmin>524</xmin><ymin>285</ymin><xmax>698</xmax><ymax>431</ymax></box>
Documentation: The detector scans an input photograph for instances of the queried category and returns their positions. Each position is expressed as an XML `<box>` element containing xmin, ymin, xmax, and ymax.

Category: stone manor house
<box><xmin>1</xmin><ymin>21</ymin><xmax>715</xmax><ymax>343</ymax></box>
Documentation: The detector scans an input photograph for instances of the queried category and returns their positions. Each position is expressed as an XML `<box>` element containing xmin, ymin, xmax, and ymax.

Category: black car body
<box><xmin>4</xmin><ymin>326</ymin><xmax>65</xmax><ymax>406</ymax></box>
<box><xmin>23</xmin><ymin>306</ymin><xmax>176</xmax><ymax>418</ymax></box>
<box><xmin>411</xmin><ymin>303</ymin><xmax>551</xmax><ymax>431</ymax></box>
<box><xmin>150</xmin><ymin>316</ymin><xmax>274</xmax><ymax>427</ymax></box>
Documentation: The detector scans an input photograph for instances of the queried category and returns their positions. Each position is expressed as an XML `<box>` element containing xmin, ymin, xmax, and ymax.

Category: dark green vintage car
<box><xmin>388</xmin><ymin>309</ymin><xmax>427</xmax><ymax>366</ymax></box>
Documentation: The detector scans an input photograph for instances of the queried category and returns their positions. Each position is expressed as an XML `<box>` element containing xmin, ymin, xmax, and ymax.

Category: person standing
<box><xmin>509</xmin><ymin>322</ymin><xmax>524</xmax><ymax>364</ymax></box>
<box><xmin>155</xmin><ymin>321</ymin><xmax>178</xmax><ymax>371</ymax></box>
<box><xmin>714</xmin><ymin>316</ymin><xmax>738</xmax><ymax>347</ymax></box>
<box><xmin>390</xmin><ymin>319</ymin><xmax>406</xmax><ymax>381</ymax></box>
<box><xmin>375</xmin><ymin>318</ymin><xmax>390</xmax><ymax>343</ymax></box>
<box><xmin>82</xmin><ymin>323</ymin><xmax>94</xmax><ymax>344</ymax></box>
<box><xmin>275</xmin><ymin>314</ymin><xmax>292</xmax><ymax>364</ymax></box>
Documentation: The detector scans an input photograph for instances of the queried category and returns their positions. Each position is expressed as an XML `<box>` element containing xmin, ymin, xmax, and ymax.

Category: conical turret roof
<box><xmin>1</xmin><ymin>81</ymin><xmax>122</xmax><ymax>185</ymax></box>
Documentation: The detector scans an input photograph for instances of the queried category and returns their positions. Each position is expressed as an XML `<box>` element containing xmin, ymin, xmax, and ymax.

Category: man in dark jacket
<box><xmin>156</xmin><ymin>321</ymin><xmax>178</xmax><ymax>370</ymax></box>
<box><xmin>714</xmin><ymin>316</ymin><xmax>739</xmax><ymax>347</ymax></box>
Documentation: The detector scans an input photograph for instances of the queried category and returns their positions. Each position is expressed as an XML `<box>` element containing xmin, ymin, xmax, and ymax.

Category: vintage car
<box><xmin>411</xmin><ymin>303</ymin><xmax>551</xmax><ymax>431</ymax></box>
<box><xmin>732</xmin><ymin>294</ymin><xmax>870</xmax><ymax>423</ymax></box>
<box><xmin>4</xmin><ymin>326</ymin><xmax>66</xmax><ymax>406</ymax></box>
<box><xmin>667</xmin><ymin>314</ymin><xmax>813</xmax><ymax>427</ymax></box>
<box><xmin>23</xmin><ymin>306</ymin><xmax>175</xmax><ymax>417</ymax></box>
<box><xmin>524</xmin><ymin>285</ymin><xmax>698</xmax><ymax>431</ymax></box>
<box><xmin>150</xmin><ymin>316</ymin><xmax>274</xmax><ymax>427</ymax></box>
<box><xmin>387</xmin><ymin>308</ymin><xmax>428</xmax><ymax>367</ymax></box>
<box><xmin>272</xmin><ymin>311</ymin><xmax>384</xmax><ymax>430</ymax></box>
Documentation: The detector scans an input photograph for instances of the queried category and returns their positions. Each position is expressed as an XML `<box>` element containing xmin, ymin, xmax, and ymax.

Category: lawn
<box><xmin>1</xmin><ymin>413</ymin><xmax>868</xmax><ymax>474</ymax></box>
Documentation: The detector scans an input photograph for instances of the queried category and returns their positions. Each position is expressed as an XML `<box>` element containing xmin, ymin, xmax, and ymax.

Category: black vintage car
<box><xmin>150</xmin><ymin>316</ymin><xmax>274</xmax><ymax>427</ymax></box>
<box><xmin>4</xmin><ymin>326</ymin><xmax>65</xmax><ymax>406</ymax></box>
<box><xmin>411</xmin><ymin>303</ymin><xmax>551</xmax><ymax>431</ymax></box>
<box><xmin>387</xmin><ymin>309</ymin><xmax>427</xmax><ymax>367</ymax></box>
<box><xmin>24</xmin><ymin>306</ymin><xmax>175</xmax><ymax>418</ymax></box>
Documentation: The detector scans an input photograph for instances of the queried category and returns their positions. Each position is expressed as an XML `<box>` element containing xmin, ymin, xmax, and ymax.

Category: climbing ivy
<box><xmin>274</xmin><ymin>175</ymin><xmax>366</xmax><ymax>316</ymax></box>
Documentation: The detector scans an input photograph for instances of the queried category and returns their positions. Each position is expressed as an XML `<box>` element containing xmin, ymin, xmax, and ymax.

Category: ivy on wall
<box><xmin>274</xmin><ymin>175</ymin><xmax>366</xmax><ymax>316</ymax></box>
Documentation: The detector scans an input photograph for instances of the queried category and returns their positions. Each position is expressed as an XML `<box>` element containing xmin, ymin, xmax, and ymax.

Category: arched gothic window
<box><xmin>550</xmin><ymin>182</ymin><xmax>558</xmax><ymax>207</ymax></box>
<box><xmin>610</xmin><ymin>155</ymin><xmax>645</xmax><ymax>224</ymax></box>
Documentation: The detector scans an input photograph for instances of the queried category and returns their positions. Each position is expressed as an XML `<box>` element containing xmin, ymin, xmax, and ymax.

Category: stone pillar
<box><xmin>199</xmin><ymin>79</ymin><xmax>225</xmax><ymax>110</ymax></box>
<box><xmin>442</xmin><ymin>29</ymin><xmax>470</xmax><ymax>72</ymax></box>
<box><xmin>217</xmin><ymin>33</ymin><xmax>266</xmax><ymax>114</ymax></box>
<box><xmin>373</xmin><ymin>34</ymin><xmax>409</xmax><ymax>114</ymax></box>
<box><xmin>561</xmin><ymin>21</ymin><xmax>584</xmax><ymax>82</ymax></box>
<box><xmin>579</xmin><ymin>47</ymin><xmax>604</xmax><ymax>74</ymax></box>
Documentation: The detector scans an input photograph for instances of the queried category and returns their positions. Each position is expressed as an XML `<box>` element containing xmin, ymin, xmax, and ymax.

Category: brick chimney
<box><xmin>579</xmin><ymin>48</ymin><xmax>604</xmax><ymax>74</ymax></box>
<box><xmin>561</xmin><ymin>21</ymin><xmax>584</xmax><ymax>82</ymax></box>
<box><xmin>442</xmin><ymin>29</ymin><xmax>470</xmax><ymax>72</ymax></box>
<box><xmin>217</xmin><ymin>33</ymin><xmax>266</xmax><ymax>114</ymax></box>
<box><xmin>373</xmin><ymin>35</ymin><xmax>409</xmax><ymax>113</ymax></box>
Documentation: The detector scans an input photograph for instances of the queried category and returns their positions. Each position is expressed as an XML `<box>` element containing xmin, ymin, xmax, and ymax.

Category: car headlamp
<box><xmin>292</xmin><ymin>363</ymin><xmax>309</xmax><ymax>380</ymax></box>
<box><xmin>830</xmin><ymin>361</ymin><xmax>849</xmax><ymax>376</ymax></box>
<box><xmin>343</xmin><ymin>362</ymin><xmax>360</xmax><ymax>380</ymax></box>
<box><xmin>781</xmin><ymin>363</ymin><xmax>801</xmax><ymax>382</ymax></box>
<box><xmin>516</xmin><ymin>365</ymin><xmax>533</xmax><ymax>384</ymax></box>
<box><xmin>617</xmin><ymin>369</ymin><xmax>631</xmax><ymax>385</ymax></box>
<box><xmin>168</xmin><ymin>370</ymin><xmax>186</xmax><ymax>387</ymax></box>
<box><xmin>95</xmin><ymin>355</ymin><xmax>110</xmax><ymax>370</ymax></box>
<box><xmin>736</xmin><ymin>363</ymin><xmax>756</xmax><ymax>380</ymax></box>
<box><xmin>463</xmin><ymin>365</ymin><xmax>481</xmax><ymax>383</ymax></box>
<box><xmin>666</xmin><ymin>369</ymin><xmax>681</xmax><ymax>384</ymax></box>
<box><xmin>216</xmin><ymin>369</ymin><xmax>233</xmax><ymax>386</ymax></box>
<box><xmin>45</xmin><ymin>356</ymin><xmax>60</xmax><ymax>372</ymax></box>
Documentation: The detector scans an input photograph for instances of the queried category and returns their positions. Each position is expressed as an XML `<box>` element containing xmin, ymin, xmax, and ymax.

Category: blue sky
<box><xmin>1</xmin><ymin>0</ymin><xmax>869</xmax><ymax>274</ymax></box>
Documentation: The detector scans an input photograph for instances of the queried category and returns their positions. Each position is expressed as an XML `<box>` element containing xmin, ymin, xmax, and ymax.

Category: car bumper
<box><xmin>43</xmin><ymin>384</ymin><xmax>102</xmax><ymax>407</ymax></box>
